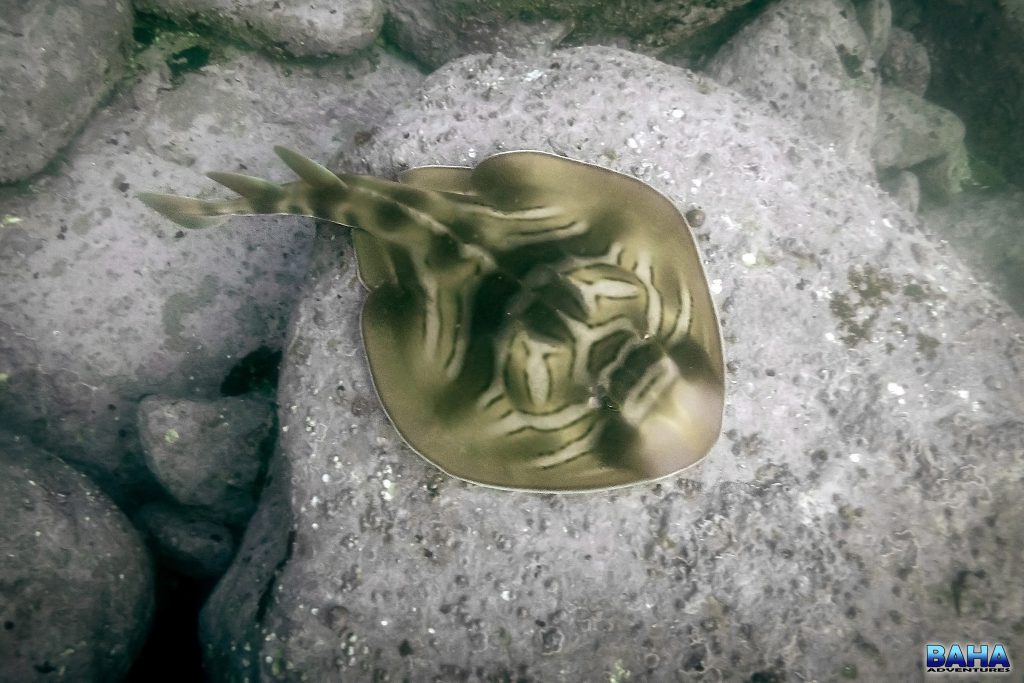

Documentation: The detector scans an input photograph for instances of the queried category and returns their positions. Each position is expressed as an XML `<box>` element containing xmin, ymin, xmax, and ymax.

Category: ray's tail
<box><xmin>137</xmin><ymin>146</ymin><xmax>349</xmax><ymax>229</ymax></box>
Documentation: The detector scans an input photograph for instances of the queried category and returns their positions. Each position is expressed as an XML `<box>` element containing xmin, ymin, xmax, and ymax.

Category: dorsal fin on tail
<box><xmin>135</xmin><ymin>192</ymin><xmax>241</xmax><ymax>229</ymax></box>
<box><xmin>205</xmin><ymin>172</ymin><xmax>284</xmax><ymax>200</ymax></box>
<box><xmin>274</xmin><ymin>146</ymin><xmax>347</xmax><ymax>190</ymax></box>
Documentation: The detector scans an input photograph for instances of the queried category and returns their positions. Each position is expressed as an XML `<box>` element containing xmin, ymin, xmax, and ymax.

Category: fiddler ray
<box><xmin>139</xmin><ymin>147</ymin><xmax>725</xmax><ymax>491</ymax></box>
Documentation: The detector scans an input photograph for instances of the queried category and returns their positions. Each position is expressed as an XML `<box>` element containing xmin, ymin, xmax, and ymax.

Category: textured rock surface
<box><xmin>136</xmin><ymin>0</ymin><xmax>383</xmax><ymax>57</ymax></box>
<box><xmin>0</xmin><ymin>0</ymin><xmax>132</xmax><ymax>183</ymax></box>
<box><xmin>879</xmin><ymin>168</ymin><xmax>921</xmax><ymax>212</ymax></box>
<box><xmin>707</xmin><ymin>0</ymin><xmax>881</xmax><ymax>168</ymax></box>
<box><xmin>0</xmin><ymin>432</ymin><xmax>153</xmax><ymax>681</ymax></box>
<box><xmin>915</xmin><ymin>137</ymin><xmax>971</xmax><ymax>201</ymax></box>
<box><xmin>0</xmin><ymin>37</ymin><xmax>423</xmax><ymax>497</ymax></box>
<box><xmin>879</xmin><ymin>26</ymin><xmax>930</xmax><ymax>94</ymax></box>
<box><xmin>136</xmin><ymin>502</ymin><xmax>237</xmax><ymax>578</ymax></box>
<box><xmin>852</xmin><ymin>0</ymin><xmax>892</xmax><ymax>58</ymax></box>
<box><xmin>201</xmin><ymin>47</ymin><xmax>1024</xmax><ymax>681</ymax></box>
<box><xmin>383</xmin><ymin>0</ymin><xmax>755</xmax><ymax>69</ymax></box>
<box><xmin>139</xmin><ymin>395</ymin><xmax>275</xmax><ymax>524</ymax></box>
<box><xmin>922</xmin><ymin>189</ymin><xmax>1024</xmax><ymax>317</ymax></box>
<box><xmin>873</xmin><ymin>84</ymin><xmax>965</xmax><ymax>169</ymax></box>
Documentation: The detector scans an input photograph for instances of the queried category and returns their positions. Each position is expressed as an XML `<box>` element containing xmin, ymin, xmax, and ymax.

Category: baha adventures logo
<box><xmin>925</xmin><ymin>643</ymin><xmax>1012</xmax><ymax>674</ymax></box>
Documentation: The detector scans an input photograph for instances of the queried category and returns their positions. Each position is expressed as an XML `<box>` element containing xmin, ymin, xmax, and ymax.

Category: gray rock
<box><xmin>136</xmin><ymin>0</ymin><xmax>383</xmax><ymax>58</ymax></box>
<box><xmin>707</xmin><ymin>0</ymin><xmax>880</xmax><ymax>168</ymax></box>
<box><xmin>0</xmin><ymin>432</ymin><xmax>153</xmax><ymax>681</ymax></box>
<box><xmin>879</xmin><ymin>168</ymin><xmax>921</xmax><ymax>212</ymax></box>
<box><xmin>139</xmin><ymin>395</ymin><xmax>274</xmax><ymax>525</ymax></box>
<box><xmin>0</xmin><ymin>0</ymin><xmax>132</xmax><ymax>183</ymax></box>
<box><xmin>0</xmin><ymin>38</ymin><xmax>423</xmax><ymax>497</ymax></box>
<box><xmin>915</xmin><ymin>137</ymin><xmax>970</xmax><ymax>201</ymax></box>
<box><xmin>388</xmin><ymin>12</ymin><xmax>571</xmax><ymax>70</ymax></box>
<box><xmin>853</xmin><ymin>0</ymin><xmax>892</xmax><ymax>59</ymax></box>
<box><xmin>880</xmin><ymin>26</ymin><xmax>931</xmax><ymax>94</ymax></box>
<box><xmin>136</xmin><ymin>502</ymin><xmax>237</xmax><ymax>578</ymax></box>
<box><xmin>922</xmin><ymin>189</ymin><xmax>1024</xmax><ymax>316</ymax></box>
<box><xmin>200</xmin><ymin>47</ymin><xmax>1024</xmax><ymax>681</ymax></box>
<box><xmin>383</xmin><ymin>0</ymin><xmax>754</xmax><ymax>69</ymax></box>
<box><xmin>873</xmin><ymin>84</ymin><xmax>964</xmax><ymax>170</ymax></box>
<box><xmin>0</xmin><ymin>321</ymin><xmax>150</xmax><ymax>499</ymax></box>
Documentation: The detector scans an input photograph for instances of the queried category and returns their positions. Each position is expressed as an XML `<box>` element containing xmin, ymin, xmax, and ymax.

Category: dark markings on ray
<box><xmin>443</xmin><ymin>296</ymin><xmax>463</xmax><ymax>371</ymax></box>
<box><xmin>666</xmin><ymin>337</ymin><xmax>717</xmax><ymax>380</ymax></box>
<box><xmin>374</xmin><ymin>201</ymin><xmax>407</xmax><ymax>230</ymax></box>
<box><xmin>522</xmin><ymin>300</ymin><xmax>573</xmax><ymax>345</ymax></box>
<box><xmin>138</xmin><ymin>147</ymin><xmax>724</xmax><ymax>491</ymax></box>
<box><xmin>505</xmin><ymin>219</ymin><xmax>581</xmax><ymax>239</ymax></box>
<box><xmin>387</xmin><ymin>186</ymin><xmax>433</xmax><ymax>212</ymax></box>
<box><xmin>607</xmin><ymin>342</ymin><xmax>663</xmax><ymax>401</ymax></box>
<box><xmin>425</xmin><ymin>233</ymin><xmax>463</xmax><ymax>271</ymax></box>
<box><xmin>631</xmin><ymin>367</ymin><xmax>664</xmax><ymax>405</ymax></box>
<box><xmin>536</xmin><ymin>279</ymin><xmax>589</xmax><ymax>322</ymax></box>
<box><xmin>587</xmin><ymin>330</ymin><xmax>633</xmax><ymax>376</ymax></box>
<box><xmin>592</xmin><ymin>415</ymin><xmax>640</xmax><ymax>469</ymax></box>
<box><xmin>520</xmin><ymin>410</ymin><xmax>594</xmax><ymax>435</ymax></box>
<box><xmin>536</xmin><ymin>448</ymin><xmax>591</xmax><ymax>470</ymax></box>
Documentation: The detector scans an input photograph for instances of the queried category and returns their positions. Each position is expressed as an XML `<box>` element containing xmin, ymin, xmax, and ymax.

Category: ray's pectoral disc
<box><xmin>139</xmin><ymin>147</ymin><xmax>725</xmax><ymax>491</ymax></box>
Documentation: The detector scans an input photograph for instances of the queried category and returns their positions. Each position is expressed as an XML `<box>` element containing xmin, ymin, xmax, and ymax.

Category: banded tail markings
<box><xmin>140</xmin><ymin>147</ymin><xmax>723</xmax><ymax>491</ymax></box>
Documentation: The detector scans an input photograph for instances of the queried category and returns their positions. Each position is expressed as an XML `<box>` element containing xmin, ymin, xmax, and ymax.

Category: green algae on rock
<box><xmin>139</xmin><ymin>147</ymin><xmax>724</xmax><ymax>491</ymax></box>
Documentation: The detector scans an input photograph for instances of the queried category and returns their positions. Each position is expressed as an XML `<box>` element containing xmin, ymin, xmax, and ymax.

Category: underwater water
<box><xmin>1</xmin><ymin>1</ymin><xmax>1021</xmax><ymax>681</ymax></box>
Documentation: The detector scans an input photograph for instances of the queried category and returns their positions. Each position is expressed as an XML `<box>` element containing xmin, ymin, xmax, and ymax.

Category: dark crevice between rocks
<box><xmin>220</xmin><ymin>345</ymin><xmax>282</xmax><ymax>397</ymax></box>
<box><xmin>166</xmin><ymin>44</ymin><xmax>213</xmax><ymax>85</ymax></box>
<box><xmin>125</xmin><ymin>568</ymin><xmax>211</xmax><ymax>682</ymax></box>
<box><xmin>256</xmin><ymin>528</ymin><xmax>296</xmax><ymax>624</ymax></box>
<box><xmin>126</xmin><ymin>349</ymin><xmax>282</xmax><ymax>679</ymax></box>
<box><xmin>655</xmin><ymin>0</ymin><xmax>780</xmax><ymax>69</ymax></box>
<box><xmin>377</xmin><ymin>15</ymin><xmax>442</xmax><ymax>74</ymax></box>
<box><xmin>135</xmin><ymin>8</ymin><xmax>413</xmax><ymax>74</ymax></box>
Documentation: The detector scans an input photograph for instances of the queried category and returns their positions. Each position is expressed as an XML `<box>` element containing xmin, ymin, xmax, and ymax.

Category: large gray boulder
<box><xmin>200</xmin><ymin>47</ymin><xmax>1024</xmax><ymax>681</ymax></box>
<box><xmin>0</xmin><ymin>432</ymin><xmax>153</xmax><ymax>681</ymax></box>
<box><xmin>135</xmin><ymin>0</ymin><xmax>383</xmax><ymax>58</ymax></box>
<box><xmin>138</xmin><ymin>395</ymin><xmax>275</xmax><ymax>525</ymax></box>
<box><xmin>0</xmin><ymin>0</ymin><xmax>132</xmax><ymax>183</ymax></box>
<box><xmin>0</xmin><ymin>38</ymin><xmax>423</xmax><ymax>497</ymax></box>
<box><xmin>707</xmin><ymin>0</ymin><xmax>881</xmax><ymax>168</ymax></box>
<box><xmin>879</xmin><ymin>26</ymin><xmax>931</xmax><ymax>94</ymax></box>
<box><xmin>873</xmin><ymin>84</ymin><xmax>964</xmax><ymax>170</ymax></box>
<box><xmin>383</xmin><ymin>0</ymin><xmax>755</xmax><ymax>69</ymax></box>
